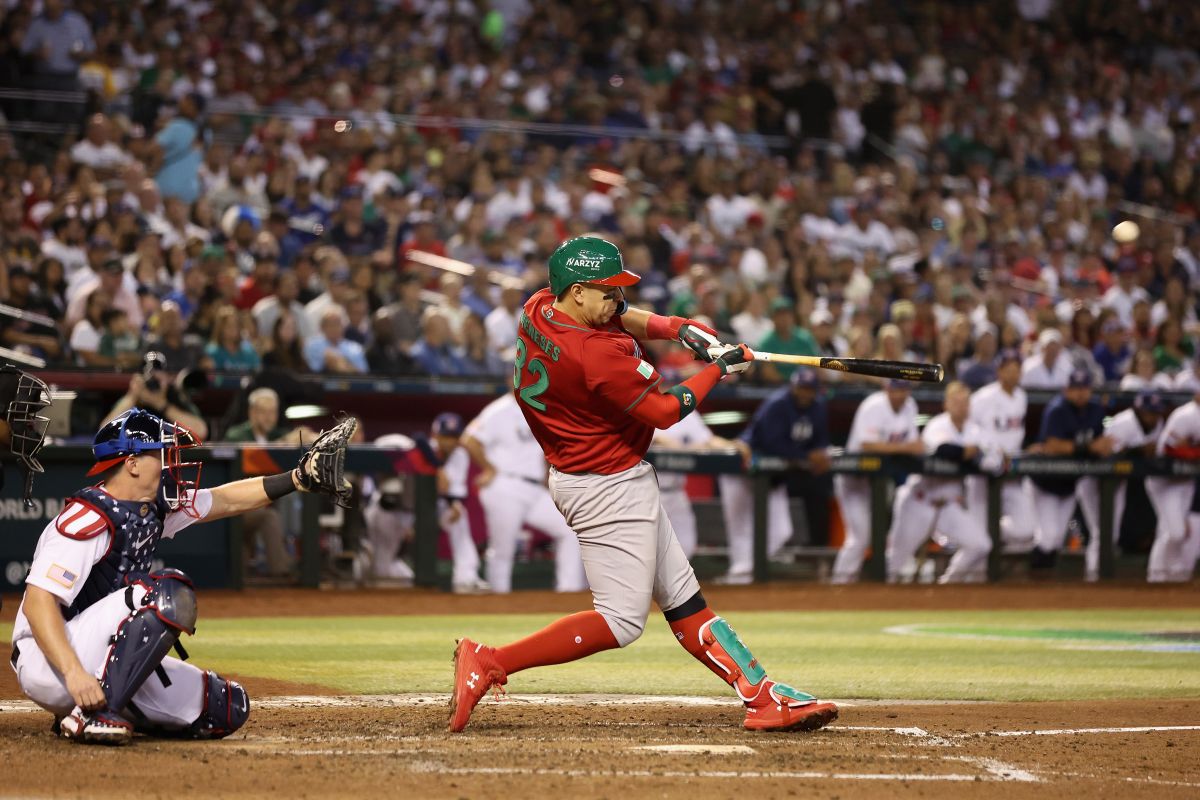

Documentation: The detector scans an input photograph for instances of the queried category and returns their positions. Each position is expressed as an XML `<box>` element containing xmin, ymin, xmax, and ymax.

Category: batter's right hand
<box><xmin>713</xmin><ymin>343</ymin><xmax>754</xmax><ymax>375</ymax></box>
<box><xmin>66</xmin><ymin>668</ymin><xmax>105</xmax><ymax>711</ymax></box>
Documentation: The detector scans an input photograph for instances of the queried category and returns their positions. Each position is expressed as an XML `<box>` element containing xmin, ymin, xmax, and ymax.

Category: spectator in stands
<box><xmin>261</xmin><ymin>311</ymin><xmax>310</xmax><ymax>374</ymax></box>
<box><xmin>718</xmin><ymin>368</ymin><xmax>832</xmax><ymax>585</ymax></box>
<box><xmin>236</xmin><ymin>238</ymin><xmax>280</xmax><ymax>311</ymax></box>
<box><xmin>434</xmin><ymin>273</ymin><xmax>472</xmax><ymax>344</ymax></box>
<box><xmin>1021</xmin><ymin>329</ymin><xmax>1073</xmax><ymax>389</ymax></box>
<box><xmin>97</xmin><ymin>308</ymin><xmax>142</xmax><ymax>370</ymax></box>
<box><xmin>164</xmin><ymin>258</ymin><xmax>211</xmax><ymax>323</ymax></box>
<box><xmin>40</xmin><ymin>215</ymin><xmax>87</xmax><ymax>279</ymax></box>
<box><xmin>65</xmin><ymin>257</ymin><xmax>141</xmax><ymax>332</ymax></box>
<box><xmin>144</xmin><ymin>300</ymin><xmax>206</xmax><ymax>374</ymax></box>
<box><xmin>460</xmin><ymin>314</ymin><xmax>505</xmax><ymax>376</ymax></box>
<box><xmin>149</xmin><ymin>92</ymin><xmax>204</xmax><ymax>204</ymax></box>
<box><xmin>1152</xmin><ymin>318</ymin><xmax>1193</xmax><ymax>374</ymax></box>
<box><xmin>484</xmin><ymin>284</ymin><xmax>523</xmax><ymax>359</ymax></box>
<box><xmin>34</xmin><ymin>256</ymin><xmax>67</xmax><ymax>319</ymax></box>
<box><xmin>20</xmin><ymin>0</ymin><xmax>93</xmax><ymax>122</ymax></box>
<box><xmin>1093</xmin><ymin>320</ymin><xmax>1132</xmax><ymax>383</ymax></box>
<box><xmin>384</xmin><ymin>272</ymin><xmax>426</xmax><ymax>352</ymax></box>
<box><xmin>204</xmin><ymin>306</ymin><xmax>261</xmax><ymax>372</ymax></box>
<box><xmin>102</xmin><ymin>351</ymin><xmax>208</xmax><ymax>439</ymax></box>
<box><xmin>329</xmin><ymin>185</ymin><xmax>385</xmax><ymax>258</ymax></box>
<box><xmin>958</xmin><ymin>325</ymin><xmax>999</xmax><ymax>390</ymax></box>
<box><xmin>1</xmin><ymin>263</ymin><xmax>63</xmax><ymax>361</ymax></box>
<box><xmin>252</xmin><ymin>270</ymin><xmax>316</xmax><ymax>341</ymax></box>
<box><xmin>69</xmin><ymin>288</ymin><xmax>109</xmax><ymax>367</ymax></box>
<box><xmin>366</xmin><ymin>310</ymin><xmax>418</xmax><ymax>375</ymax></box>
<box><xmin>757</xmin><ymin>297</ymin><xmax>818</xmax><ymax>384</ymax></box>
<box><xmin>410</xmin><ymin>309</ymin><xmax>467</xmax><ymax>376</ymax></box>
<box><xmin>305</xmin><ymin>306</ymin><xmax>368</xmax><ymax>374</ymax></box>
<box><xmin>1102</xmin><ymin>258</ymin><xmax>1151</xmax><ymax>328</ymax></box>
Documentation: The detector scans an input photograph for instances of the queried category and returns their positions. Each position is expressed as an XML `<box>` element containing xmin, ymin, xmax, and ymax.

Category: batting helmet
<box><xmin>547</xmin><ymin>236</ymin><xmax>640</xmax><ymax>295</ymax></box>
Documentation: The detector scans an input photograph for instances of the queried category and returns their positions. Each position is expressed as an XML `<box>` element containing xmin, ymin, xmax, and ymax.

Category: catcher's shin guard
<box><xmin>100</xmin><ymin>571</ymin><xmax>198</xmax><ymax>720</ymax></box>
<box><xmin>187</xmin><ymin>670</ymin><xmax>249</xmax><ymax>739</ymax></box>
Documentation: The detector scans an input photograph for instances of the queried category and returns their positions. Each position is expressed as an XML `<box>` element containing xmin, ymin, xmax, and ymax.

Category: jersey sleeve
<box><xmin>25</xmin><ymin>517</ymin><xmax>111</xmax><ymax>605</ymax></box>
<box><xmin>162</xmin><ymin>489</ymin><xmax>214</xmax><ymax>540</ymax></box>
<box><xmin>583</xmin><ymin>337</ymin><xmax>664</xmax><ymax>414</ymax></box>
<box><xmin>442</xmin><ymin>447</ymin><xmax>470</xmax><ymax>499</ymax></box>
<box><xmin>921</xmin><ymin>416</ymin><xmax>951</xmax><ymax>453</ymax></box>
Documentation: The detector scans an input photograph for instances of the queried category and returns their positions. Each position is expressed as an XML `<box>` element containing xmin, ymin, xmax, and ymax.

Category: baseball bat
<box><xmin>750</xmin><ymin>351</ymin><xmax>945</xmax><ymax>383</ymax></box>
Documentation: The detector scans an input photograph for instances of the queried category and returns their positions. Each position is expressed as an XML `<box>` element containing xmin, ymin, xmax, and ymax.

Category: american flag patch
<box><xmin>46</xmin><ymin>564</ymin><xmax>77</xmax><ymax>589</ymax></box>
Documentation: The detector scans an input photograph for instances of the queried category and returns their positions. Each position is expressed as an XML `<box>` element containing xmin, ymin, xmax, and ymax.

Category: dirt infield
<box><xmin>1</xmin><ymin>583</ymin><xmax>1197</xmax><ymax>798</ymax></box>
<box><xmin>0</xmin><ymin>695</ymin><xmax>1196</xmax><ymax>799</ymax></box>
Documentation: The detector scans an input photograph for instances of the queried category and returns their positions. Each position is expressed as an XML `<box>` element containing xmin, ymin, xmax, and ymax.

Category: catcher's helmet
<box><xmin>547</xmin><ymin>236</ymin><xmax>640</xmax><ymax>295</ymax></box>
<box><xmin>89</xmin><ymin>408</ymin><xmax>203</xmax><ymax>515</ymax></box>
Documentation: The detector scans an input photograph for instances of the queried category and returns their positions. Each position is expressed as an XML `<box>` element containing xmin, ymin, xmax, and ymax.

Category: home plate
<box><xmin>633</xmin><ymin>744</ymin><xmax>756</xmax><ymax>755</ymax></box>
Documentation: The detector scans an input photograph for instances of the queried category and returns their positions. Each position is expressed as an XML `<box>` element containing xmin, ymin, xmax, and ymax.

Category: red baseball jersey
<box><xmin>513</xmin><ymin>289</ymin><xmax>663</xmax><ymax>474</ymax></box>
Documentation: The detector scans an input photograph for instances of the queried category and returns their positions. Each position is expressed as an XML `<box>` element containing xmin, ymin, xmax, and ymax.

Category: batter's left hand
<box><xmin>677</xmin><ymin>321</ymin><xmax>720</xmax><ymax>361</ymax></box>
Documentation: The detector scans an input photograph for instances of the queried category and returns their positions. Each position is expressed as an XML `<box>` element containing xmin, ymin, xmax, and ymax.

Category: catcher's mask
<box><xmin>88</xmin><ymin>408</ymin><xmax>203</xmax><ymax>516</ymax></box>
<box><xmin>0</xmin><ymin>365</ymin><xmax>52</xmax><ymax>507</ymax></box>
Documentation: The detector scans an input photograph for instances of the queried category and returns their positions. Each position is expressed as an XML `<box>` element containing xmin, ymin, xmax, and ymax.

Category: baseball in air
<box><xmin>1112</xmin><ymin>220</ymin><xmax>1140</xmax><ymax>243</ymax></box>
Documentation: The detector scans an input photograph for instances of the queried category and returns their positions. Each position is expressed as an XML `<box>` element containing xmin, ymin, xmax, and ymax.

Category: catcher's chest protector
<box><xmin>64</xmin><ymin>487</ymin><xmax>167</xmax><ymax>618</ymax></box>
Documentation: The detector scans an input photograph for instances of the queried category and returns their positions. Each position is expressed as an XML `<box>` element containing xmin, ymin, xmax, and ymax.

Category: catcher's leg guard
<box><xmin>187</xmin><ymin>670</ymin><xmax>249</xmax><ymax>739</ymax></box>
<box><xmin>63</xmin><ymin>571</ymin><xmax>198</xmax><ymax>744</ymax></box>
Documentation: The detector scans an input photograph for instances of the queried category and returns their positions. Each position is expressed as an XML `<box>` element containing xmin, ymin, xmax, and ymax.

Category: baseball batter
<box><xmin>886</xmin><ymin>382</ymin><xmax>993</xmax><ymax>583</ymax></box>
<box><xmin>651</xmin><ymin>409</ymin><xmax>729</xmax><ymax>560</ymax></box>
<box><xmin>462</xmin><ymin>392</ymin><xmax>586</xmax><ymax>593</ymax></box>
<box><xmin>1028</xmin><ymin>369</ymin><xmax>1112</xmax><ymax>570</ymax></box>
<box><xmin>1100</xmin><ymin>390</ymin><xmax>1165</xmax><ymax>581</ymax></box>
<box><xmin>9</xmin><ymin>408</ymin><xmax>352</xmax><ymax>744</ymax></box>
<box><xmin>967</xmin><ymin>349</ymin><xmax>1036</xmax><ymax>549</ymax></box>
<box><xmin>832</xmin><ymin>380</ymin><xmax>923</xmax><ymax>584</ymax></box>
<box><xmin>449</xmin><ymin>236</ymin><xmax>838</xmax><ymax>733</ymax></box>
<box><xmin>1144</xmin><ymin>392</ymin><xmax>1200</xmax><ymax>583</ymax></box>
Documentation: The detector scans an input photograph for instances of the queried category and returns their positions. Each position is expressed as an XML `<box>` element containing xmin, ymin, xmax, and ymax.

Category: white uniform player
<box><xmin>886</xmin><ymin>383</ymin><xmax>992</xmax><ymax>583</ymax></box>
<box><xmin>967</xmin><ymin>350</ymin><xmax>1036</xmax><ymax>549</ymax></box>
<box><xmin>463</xmin><ymin>393</ymin><xmax>586</xmax><ymax>593</ymax></box>
<box><xmin>424</xmin><ymin>413</ymin><xmax>488</xmax><ymax>594</ymax></box>
<box><xmin>832</xmin><ymin>382</ymin><xmax>922</xmax><ymax>584</ymax></box>
<box><xmin>652</xmin><ymin>410</ymin><xmax>719</xmax><ymax>560</ymax></box>
<box><xmin>1100</xmin><ymin>392</ymin><xmax>1165</xmax><ymax>581</ymax></box>
<box><xmin>13</xmin><ymin>492</ymin><xmax>214</xmax><ymax>733</ymax></box>
<box><xmin>1144</xmin><ymin>394</ymin><xmax>1200</xmax><ymax>583</ymax></box>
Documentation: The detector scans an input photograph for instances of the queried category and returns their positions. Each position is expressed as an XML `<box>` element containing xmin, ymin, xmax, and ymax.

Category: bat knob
<box><xmin>935</xmin><ymin>364</ymin><xmax>945</xmax><ymax>383</ymax></box>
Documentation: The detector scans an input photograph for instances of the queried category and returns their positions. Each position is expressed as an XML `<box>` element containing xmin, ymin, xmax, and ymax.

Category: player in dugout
<box><xmin>449</xmin><ymin>235</ymin><xmax>838</xmax><ymax>734</ymax></box>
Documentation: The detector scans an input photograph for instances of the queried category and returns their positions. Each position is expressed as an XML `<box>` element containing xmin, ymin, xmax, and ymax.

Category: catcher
<box><xmin>9</xmin><ymin>408</ymin><xmax>355</xmax><ymax>745</ymax></box>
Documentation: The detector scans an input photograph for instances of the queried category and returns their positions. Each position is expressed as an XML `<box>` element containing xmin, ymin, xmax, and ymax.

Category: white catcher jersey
<box><xmin>652</xmin><ymin>411</ymin><xmax>715</xmax><ymax>492</ymax></box>
<box><xmin>1156</xmin><ymin>400</ymin><xmax>1200</xmax><ymax>457</ymax></box>
<box><xmin>464</xmin><ymin>393</ymin><xmax>547</xmax><ymax>482</ymax></box>
<box><xmin>969</xmin><ymin>382</ymin><xmax>1027</xmax><ymax>455</ymax></box>
<box><xmin>846</xmin><ymin>390</ymin><xmax>919</xmax><ymax>450</ymax></box>
<box><xmin>11</xmin><ymin>488</ymin><xmax>213</xmax><ymax>643</ymax></box>
<box><xmin>1104</xmin><ymin>408</ymin><xmax>1162</xmax><ymax>453</ymax></box>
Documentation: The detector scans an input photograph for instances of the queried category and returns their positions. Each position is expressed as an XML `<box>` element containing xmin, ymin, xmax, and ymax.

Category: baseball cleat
<box><xmin>743</xmin><ymin>682</ymin><xmax>838</xmax><ymax>732</ymax></box>
<box><xmin>60</xmin><ymin>708</ymin><xmax>133</xmax><ymax>745</ymax></box>
<box><xmin>448</xmin><ymin>637</ymin><xmax>507</xmax><ymax>733</ymax></box>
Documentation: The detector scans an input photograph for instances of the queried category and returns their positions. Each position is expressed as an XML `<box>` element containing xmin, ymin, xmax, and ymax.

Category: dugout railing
<box><xmin>0</xmin><ymin>444</ymin><xmax>1187</xmax><ymax>592</ymax></box>
<box><xmin>643</xmin><ymin>448</ymin><xmax>1195</xmax><ymax>584</ymax></box>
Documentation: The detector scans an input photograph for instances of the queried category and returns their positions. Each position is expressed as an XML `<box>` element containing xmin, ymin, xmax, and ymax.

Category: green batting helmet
<box><xmin>547</xmin><ymin>236</ymin><xmax>641</xmax><ymax>295</ymax></box>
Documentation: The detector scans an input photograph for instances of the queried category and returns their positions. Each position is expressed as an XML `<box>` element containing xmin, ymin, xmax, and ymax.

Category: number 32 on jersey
<box><xmin>514</xmin><ymin>338</ymin><xmax>549</xmax><ymax>412</ymax></box>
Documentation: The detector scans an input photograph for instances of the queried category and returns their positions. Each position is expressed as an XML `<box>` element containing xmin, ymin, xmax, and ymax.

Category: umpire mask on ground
<box><xmin>0</xmin><ymin>365</ymin><xmax>52</xmax><ymax>507</ymax></box>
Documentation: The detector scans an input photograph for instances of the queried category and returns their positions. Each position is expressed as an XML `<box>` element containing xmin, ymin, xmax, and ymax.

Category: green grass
<box><xmin>5</xmin><ymin>609</ymin><xmax>1198</xmax><ymax>701</ymax></box>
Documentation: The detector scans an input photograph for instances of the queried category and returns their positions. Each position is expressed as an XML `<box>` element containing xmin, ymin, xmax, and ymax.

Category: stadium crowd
<box><xmin>0</xmin><ymin>0</ymin><xmax>1197</xmax><ymax>394</ymax></box>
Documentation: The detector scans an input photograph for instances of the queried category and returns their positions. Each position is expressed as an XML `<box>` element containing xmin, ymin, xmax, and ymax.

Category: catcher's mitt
<box><xmin>296</xmin><ymin>415</ymin><xmax>357</xmax><ymax>507</ymax></box>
